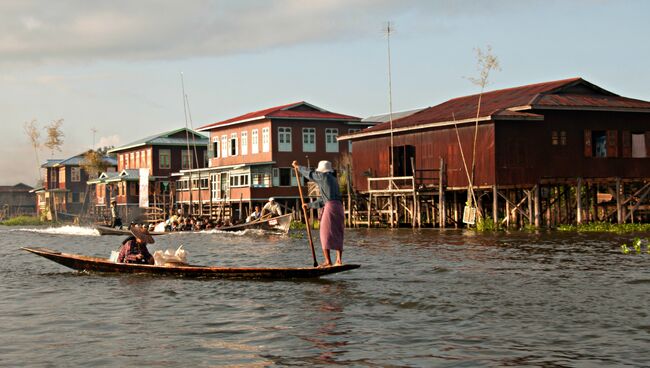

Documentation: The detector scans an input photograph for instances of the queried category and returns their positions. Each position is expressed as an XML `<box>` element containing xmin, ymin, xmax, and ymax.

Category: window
<box><xmin>251</xmin><ymin>167</ymin><xmax>272</xmax><ymax>188</ymax></box>
<box><xmin>119</xmin><ymin>154</ymin><xmax>124</xmax><ymax>170</ymax></box>
<box><xmin>632</xmin><ymin>132</ymin><xmax>647</xmax><ymax>158</ymax></box>
<box><xmin>212</xmin><ymin>137</ymin><xmax>220</xmax><ymax>158</ymax></box>
<box><xmin>130</xmin><ymin>153</ymin><xmax>135</xmax><ymax>168</ymax></box>
<box><xmin>71</xmin><ymin>167</ymin><xmax>81</xmax><ymax>182</ymax></box>
<box><xmin>130</xmin><ymin>182</ymin><xmax>138</xmax><ymax>196</ymax></box>
<box><xmin>325</xmin><ymin>128</ymin><xmax>339</xmax><ymax>152</ymax></box>
<box><xmin>229</xmin><ymin>173</ymin><xmax>250</xmax><ymax>187</ymax></box>
<box><xmin>230</xmin><ymin>133</ymin><xmax>238</xmax><ymax>156</ymax></box>
<box><xmin>124</xmin><ymin>154</ymin><xmax>129</xmax><ymax>169</ymax></box>
<box><xmin>348</xmin><ymin>128</ymin><xmax>360</xmax><ymax>152</ymax></box>
<box><xmin>135</xmin><ymin>152</ymin><xmax>140</xmax><ymax>168</ymax></box>
<box><xmin>278</xmin><ymin>127</ymin><xmax>292</xmax><ymax>152</ymax></box>
<box><xmin>141</xmin><ymin>150</ymin><xmax>147</xmax><ymax>168</ymax></box>
<box><xmin>551</xmin><ymin>130</ymin><xmax>567</xmax><ymax>146</ymax></box>
<box><xmin>241</xmin><ymin>131</ymin><xmax>248</xmax><ymax>155</ymax></box>
<box><xmin>181</xmin><ymin>150</ymin><xmax>191</xmax><ymax>170</ymax></box>
<box><xmin>303</xmin><ymin>128</ymin><xmax>316</xmax><ymax>152</ymax></box>
<box><xmin>262</xmin><ymin>127</ymin><xmax>270</xmax><ymax>152</ymax></box>
<box><xmin>159</xmin><ymin>149</ymin><xmax>171</xmax><ymax>169</ymax></box>
<box><xmin>210</xmin><ymin>173</ymin><xmax>219</xmax><ymax>201</ymax></box>
<box><xmin>273</xmin><ymin>168</ymin><xmax>293</xmax><ymax>186</ymax></box>
<box><xmin>221</xmin><ymin>135</ymin><xmax>228</xmax><ymax>157</ymax></box>
<box><xmin>72</xmin><ymin>192</ymin><xmax>80</xmax><ymax>203</ymax></box>
<box><xmin>592</xmin><ymin>131</ymin><xmax>607</xmax><ymax>157</ymax></box>
<box><xmin>251</xmin><ymin>129</ymin><xmax>259</xmax><ymax>154</ymax></box>
<box><xmin>203</xmin><ymin>151</ymin><xmax>208</xmax><ymax>167</ymax></box>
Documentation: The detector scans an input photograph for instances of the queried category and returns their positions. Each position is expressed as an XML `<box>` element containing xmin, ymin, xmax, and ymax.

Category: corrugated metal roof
<box><xmin>197</xmin><ymin>101</ymin><xmax>360</xmax><ymax>131</ymax></box>
<box><xmin>41</xmin><ymin>159</ymin><xmax>63</xmax><ymax>168</ymax></box>
<box><xmin>360</xmin><ymin>77</ymin><xmax>650</xmax><ymax>136</ymax></box>
<box><xmin>109</xmin><ymin>128</ymin><xmax>208</xmax><ymax>153</ymax></box>
<box><xmin>362</xmin><ymin>108</ymin><xmax>427</xmax><ymax>123</ymax></box>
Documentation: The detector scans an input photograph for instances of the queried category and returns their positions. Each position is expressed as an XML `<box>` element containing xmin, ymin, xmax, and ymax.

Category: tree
<box><xmin>80</xmin><ymin>149</ymin><xmax>111</xmax><ymax>179</ymax></box>
<box><xmin>24</xmin><ymin>119</ymin><xmax>41</xmax><ymax>181</ymax></box>
<box><xmin>44</xmin><ymin>119</ymin><xmax>65</xmax><ymax>156</ymax></box>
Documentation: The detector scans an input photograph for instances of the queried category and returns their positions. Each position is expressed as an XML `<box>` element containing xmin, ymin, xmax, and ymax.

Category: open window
<box><xmin>392</xmin><ymin>145</ymin><xmax>416</xmax><ymax>176</ymax></box>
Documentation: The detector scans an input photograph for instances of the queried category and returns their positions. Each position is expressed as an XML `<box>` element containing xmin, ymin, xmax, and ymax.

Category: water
<box><xmin>1</xmin><ymin>226</ymin><xmax>648</xmax><ymax>367</ymax></box>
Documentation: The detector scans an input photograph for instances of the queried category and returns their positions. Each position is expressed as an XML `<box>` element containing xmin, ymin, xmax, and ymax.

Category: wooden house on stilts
<box><xmin>339</xmin><ymin>78</ymin><xmax>650</xmax><ymax>228</ymax></box>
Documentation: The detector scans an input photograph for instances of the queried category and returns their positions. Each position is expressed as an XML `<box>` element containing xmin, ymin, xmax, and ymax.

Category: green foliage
<box><xmin>558</xmin><ymin>222</ymin><xmax>650</xmax><ymax>233</ymax></box>
<box><xmin>0</xmin><ymin>216</ymin><xmax>43</xmax><ymax>226</ymax></box>
<box><xmin>620</xmin><ymin>237</ymin><xmax>650</xmax><ymax>254</ymax></box>
<box><xmin>475</xmin><ymin>216</ymin><xmax>498</xmax><ymax>232</ymax></box>
<box><xmin>290</xmin><ymin>220</ymin><xmax>320</xmax><ymax>230</ymax></box>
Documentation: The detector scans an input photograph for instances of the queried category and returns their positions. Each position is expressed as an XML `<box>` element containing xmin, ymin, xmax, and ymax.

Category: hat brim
<box><xmin>130</xmin><ymin>226</ymin><xmax>155</xmax><ymax>244</ymax></box>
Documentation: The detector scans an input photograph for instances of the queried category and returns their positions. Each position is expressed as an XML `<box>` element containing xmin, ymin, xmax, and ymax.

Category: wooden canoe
<box><xmin>21</xmin><ymin>247</ymin><xmax>360</xmax><ymax>279</ymax></box>
<box><xmin>95</xmin><ymin>213</ymin><xmax>293</xmax><ymax>236</ymax></box>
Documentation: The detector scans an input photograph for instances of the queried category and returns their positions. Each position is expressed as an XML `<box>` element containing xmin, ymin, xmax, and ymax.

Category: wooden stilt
<box><xmin>367</xmin><ymin>193</ymin><xmax>372</xmax><ymax>228</ymax></box>
<box><xmin>492</xmin><ymin>185</ymin><xmax>498</xmax><ymax>227</ymax></box>
<box><xmin>527</xmin><ymin>188</ymin><xmax>533</xmax><ymax>226</ymax></box>
<box><xmin>616</xmin><ymin>178</ymin><xmax>622</xmax><ymax>224</ymax></box>
<box><xmin>576</xmin><ymin>177</ymin><xmax>582</xmax><ymax>225</ymax></box>
<box><xmin>453</xmin><ymin>191</ymin><xmax>458</xmax><ymax>229</ymax></box>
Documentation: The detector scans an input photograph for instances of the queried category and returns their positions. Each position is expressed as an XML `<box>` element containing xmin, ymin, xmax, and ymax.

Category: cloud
<box><xmin>96</xmin><ymin>134</ymin><xmax>121</xmax><ymax>149</ymax></box>
<box><xmin>0</xmin><ymin>0</ymin><xmax>501</xmax><ymax>66</ymax></box>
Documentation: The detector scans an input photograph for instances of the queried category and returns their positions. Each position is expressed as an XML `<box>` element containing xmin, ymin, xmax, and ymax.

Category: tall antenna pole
<box><xmin>91</xmin><ymin>127</ymin><xmax>97</xmax><ymax>149</ymax></box>
<box><xmin>181</xmin><ymin>72</ymin><xmax>193</xmax><ymax>212</ymax></box>
<box><xmin>385</xmin><ymin>21</ymin><xmax>395</xmax><ymax>176</ymax></box>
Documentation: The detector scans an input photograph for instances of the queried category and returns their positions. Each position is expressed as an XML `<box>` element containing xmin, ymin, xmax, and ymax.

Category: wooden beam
<box><xmin>576</xmin><ymin>178</ymin><xmax>583</xmax><ymax>225</ymax></box>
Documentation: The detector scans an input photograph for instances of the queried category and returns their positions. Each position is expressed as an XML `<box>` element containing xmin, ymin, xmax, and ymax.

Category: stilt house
<box><xmin>339</xmin><ymin>78</ymin><xmax>650</xmax><ymax>227</ymax></box>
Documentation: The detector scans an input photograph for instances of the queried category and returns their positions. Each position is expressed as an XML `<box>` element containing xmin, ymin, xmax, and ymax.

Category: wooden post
<box><xmin>534</xmin><ymin>184</ymin><xmax>541</xmax><ymax>228</ymax></box>
<box><xmin>616</xmin><ymin>178</ymin><xmax>622</xmax><ymax>224</ymax></box>
<box><xmin>492</xmin><ymin>185</ymin><xmax>498</xmax><ymax>227</ymax></box>
<box><xmin>238</xmin><ymin>193</ymin><xmax>243</xmax><ymax>221</ymax></box>
<box><xmin>367</xmin><ymin>192</ymin><xmax>372</xmax><ymax>228</ymax></box>
<box><xmin>438</xmin><ymin>157</ymin><xmax>445</xmax><ymax>229</ymax></box>
<box><xmin>505</xmin><ymin>190</ymin><xmax>510</xmax><ymax>228</ymax></box>
<box><xmin>527</xmin><ymin>189</ymin><xmax>533</xmax><ymax>226</ymax></box>
<box><xmin>389</xmin><ymin>194</ymin><xmax>394</xmax><ymax>228</ymax></box>
<box><xmin>576</xmin><ymin>178</ymin><xmax>583</xmax><ymax>225</ymax></box>
<box><xmin>453</xmin><ymin>191</ymin><xmax>458</xmax><ymax>229</ymax></box>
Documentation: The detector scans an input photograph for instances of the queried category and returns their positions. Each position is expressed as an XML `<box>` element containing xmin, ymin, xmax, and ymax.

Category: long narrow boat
<box><xmin>95</xmin><ymin>213</ymin><xmax>293</xmax><ymax>236</ymax></box>
<box><xmin>22</xmin><ymin>247</ymin><xmax>360</xmax><ymax>279</ymax></box>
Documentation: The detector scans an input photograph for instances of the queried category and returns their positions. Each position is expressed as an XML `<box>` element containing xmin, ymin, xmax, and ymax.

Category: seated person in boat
<box><xmin>246</xmin><ymin>205</ymin><xmax>262</xmax><ymax>222</ymax></box>
<box><xmin>203</xmin><ymin>218</ymin><xmax>213</xmax><ymax>229</ymax></box>
<box><xmin>261</xmin><ymin>197</ymin><xmax>283</xmax><ymax>218</ymax></box>
<box><xmin>117</xmin><ymin>225</ymin><xmax>155</xmax><ymax>264</ymax></box>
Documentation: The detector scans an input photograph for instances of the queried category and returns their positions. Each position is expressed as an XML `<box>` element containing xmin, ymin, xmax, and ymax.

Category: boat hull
<box><xmin>22</xmin><ymin>247</ymin><xmax>359</xmax><ymax>279</ymax></box>
<box><xmin>95</xmin><ymin>214</ymin><xmax>292</xmax><ymax>236</ymax></box>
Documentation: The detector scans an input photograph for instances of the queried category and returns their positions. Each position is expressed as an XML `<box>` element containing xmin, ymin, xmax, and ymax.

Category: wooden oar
<box><xmin>293</xmin><ymin>165</ymin><xmax>318</xmax><ymax>267</ymax></box>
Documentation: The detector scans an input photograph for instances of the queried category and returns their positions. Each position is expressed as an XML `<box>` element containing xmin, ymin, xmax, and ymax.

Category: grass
<box><xmin>0</xmin><ymin>215</ymin><xmax>44</xmax><ymax>226</ymax></box>
<box><xmin>558</xmin><ymin>222</ymin><xmax>650</xmax><ymax>233</ymax></box>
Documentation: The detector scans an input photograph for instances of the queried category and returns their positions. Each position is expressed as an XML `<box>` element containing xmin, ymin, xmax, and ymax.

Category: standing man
<box><xmin>292</xmin><ymin>160</ymin><xmax>344</xmax><ymax>267</ymax></box>
<box><xmin>110</xmin><ymin>199</ymin><xmax>122</xmax><ymax>229</ymax></box>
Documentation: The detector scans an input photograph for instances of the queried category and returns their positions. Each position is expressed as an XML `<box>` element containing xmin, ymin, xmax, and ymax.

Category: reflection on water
<box><xmin>1</xmin><ymin>227</ymin><xmax>649</xmax><ymax>366</ymax></box>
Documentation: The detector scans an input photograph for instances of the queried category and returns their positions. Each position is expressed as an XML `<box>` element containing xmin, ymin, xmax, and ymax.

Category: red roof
<box><xmin>198</xmin><ymin>101</ymin><xmax>360</xmax><ymax>131</ymax></box>
<box><xmin>363</xmin><ymin>78</ymin><xmax>650</xmax><ymax>134</ymax></box>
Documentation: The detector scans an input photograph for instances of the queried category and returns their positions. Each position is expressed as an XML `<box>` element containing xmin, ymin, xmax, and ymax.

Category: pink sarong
<box><xmin>319</xmin><ymin>200</ymin><xmax>344</xmax><ymax>251</ymax></box>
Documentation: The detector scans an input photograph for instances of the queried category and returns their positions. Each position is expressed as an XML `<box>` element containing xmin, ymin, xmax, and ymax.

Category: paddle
<box><xmin>293</xmin><ymin>165</ymin><xmax>318</xmax><ymax>267</ymax></box>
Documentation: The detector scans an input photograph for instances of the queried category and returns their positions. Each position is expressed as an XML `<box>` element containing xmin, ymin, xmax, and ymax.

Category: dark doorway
<box><xmin>392</xmin><ymin>145</ymin><xmax>416</xmax><ymax>176</ymax></box>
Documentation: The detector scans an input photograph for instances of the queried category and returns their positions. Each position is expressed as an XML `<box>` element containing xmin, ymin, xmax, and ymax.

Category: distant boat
<box><xmin>22</xmin><ymin>247</ymin><xmax>360</xmax><ymax>279</ymax></box>
<box><xmin>95</xmin><ymin>213</ymin><xmax>292</xmax><ymax>236</ymax></box>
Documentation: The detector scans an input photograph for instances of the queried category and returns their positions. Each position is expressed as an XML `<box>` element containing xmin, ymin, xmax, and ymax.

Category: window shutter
<box><xmin>583</xmin><ymin>130</ymin><xmax>592</xmax><ymax>157</ymax></box>
<box><xmin>646</xmin><ymin>132</ymin><xmax>650</xmax><ymax>157</ymax></box>
<box><xmin>606</xmin><ymin>130</ymin><xmax>618</xmax><ymax>158</ymax></box>
<box><xmin>290</xmin><ymin>169</ymin><xmax>297</xmax><ymax>186</ymax></box>
<box><xmin>622</xmin><ymin>131</ymin><xmax>632</xmax><ymax>157</ymax></box>
<box><xmin>272</xmin><ymin>168</ymin><xmax>279</xmax><ymax>187</ymax></box>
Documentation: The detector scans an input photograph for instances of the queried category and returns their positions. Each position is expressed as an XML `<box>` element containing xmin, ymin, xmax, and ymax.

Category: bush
<box><xmin>558</xmin><ymin>222</ymin><xmax>650</xmax><ymax>233</ymax></box>
<box><xmin>0</xmin><ymin>216</ymin><xmax>43</xmax><ymax>226</ymax></box>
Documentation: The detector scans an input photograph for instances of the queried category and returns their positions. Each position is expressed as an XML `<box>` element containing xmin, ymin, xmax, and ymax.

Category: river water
<box><xmin>0</xmin><ymin>226</ymin><xmax>648</xmax><ymax>367</ymax></box>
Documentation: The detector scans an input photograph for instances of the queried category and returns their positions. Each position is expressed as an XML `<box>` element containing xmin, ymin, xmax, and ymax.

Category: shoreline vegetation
<box><xmin>1</xmin><ymin>216</ymin><xmax>648</xmax><ymax>234</ymax></box>
<box><xmin>0</xmin><ymin>216</ymin><xmax>44</xmax><ymax>226</ymax></box>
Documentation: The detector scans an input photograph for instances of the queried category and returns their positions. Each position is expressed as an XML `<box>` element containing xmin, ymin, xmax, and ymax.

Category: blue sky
<box><xmin>2</xmin><ymin>0</ymin><xmax>649</xmax><ymax>185</ymax></box>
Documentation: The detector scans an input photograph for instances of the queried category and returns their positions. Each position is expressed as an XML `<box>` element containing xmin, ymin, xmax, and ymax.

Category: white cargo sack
<box><xmin>153</xmin><ymin>245</ymin><xmax>188</xmax><ymax>266</ymax></box>
<box><xmin>109</xmin><ymin>250</ymin><xmax>120</xmax><ymax>263</ymax></box>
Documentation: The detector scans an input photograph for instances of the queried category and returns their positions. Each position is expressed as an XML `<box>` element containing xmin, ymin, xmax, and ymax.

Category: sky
<box><xmin>2</xmin><ymin>0</ymin><xmax>649</xmax><ymax>186</ymax></box>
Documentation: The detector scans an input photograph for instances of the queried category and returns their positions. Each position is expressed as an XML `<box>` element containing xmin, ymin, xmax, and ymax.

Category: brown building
<box><xmin>175</xmin><ymin>101</ymin><xmax>373</xmax><ymax>219</ymax></box>
<box><xmin>0</xmin><ymin>183</ymin><xmax>36</xmax><ymax>219</ymax></box>
<box><xmin>91</xmin><ymin>128</ymin><xmax>208</xmax><ymax>220</ymax></box>
<box><xmin>340</xmin><ymin>78</ymin><xmax>650</xmax><ymax>227</ymax></box>
<box><xmin>33</xmin><ymin>154</ymin><xmax>117</xmax><ymax>219</ymax></box>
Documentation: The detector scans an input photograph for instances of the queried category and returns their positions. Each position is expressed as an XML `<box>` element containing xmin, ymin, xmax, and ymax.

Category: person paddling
<box><xmin>117</xmin><ymin>225</ymin><xmax>155</xmax><ymax>264</ymax></box>
<box><xmin>292</xmin><ymin>160</ymin><xmax>344</xmax><ymax>267</ymax></box>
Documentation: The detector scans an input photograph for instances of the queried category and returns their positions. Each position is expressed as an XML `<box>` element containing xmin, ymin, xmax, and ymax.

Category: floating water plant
<box><xmin>621</xmin><ymin>244</ymin><xmax>630</xmax><ymax>254</ymax></box>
